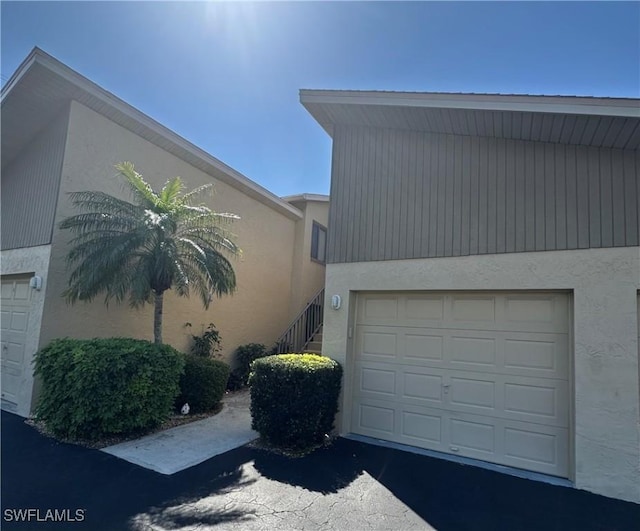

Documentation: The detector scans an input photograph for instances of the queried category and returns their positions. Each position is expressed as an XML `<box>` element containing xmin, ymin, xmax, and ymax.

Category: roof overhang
<box><xmin>300</xmin><ymin>89</ymin><xmax>640</xmax><ymax>150</ymax></box>
<box><xmin>282</xmin><ymin>193</ymin><xmax>330</xmax><ymax>204</ymax></box>
<box><xmin>1</xmin><ymin>48</ymin><xmax>302</xmax><ymax>220</ymax></box>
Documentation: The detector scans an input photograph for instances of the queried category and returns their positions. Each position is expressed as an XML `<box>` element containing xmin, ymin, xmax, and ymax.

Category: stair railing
<box><xmin>274</xmin><ymin>288</ymin><xmax>325</xmax><ymax>354</ymax></box>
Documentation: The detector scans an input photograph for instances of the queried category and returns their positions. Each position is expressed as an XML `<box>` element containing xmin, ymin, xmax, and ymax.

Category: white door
<box><xmin>351</xmin><ymin>292</ymin><xmax>571</xmax><ymax>477</ymax></box>
<box><xmin>1</xmin><ymin>277</ymin><xmax>33</xmax><ymax>408</ymax></box>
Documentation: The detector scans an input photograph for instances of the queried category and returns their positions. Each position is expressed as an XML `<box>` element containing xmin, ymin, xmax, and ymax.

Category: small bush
<box><xmin>185</xmin><ymin>322</ymin><xmax>222</xmax><ymax>358</ymax></box>
<box><xmin>226</xmin><ymin>371</ymin><xmax>245</xmax><ymax>392</ymax></box>
<box><xmin>34</xmin><ymin>338</ymin><xmax>184</xmax><ymax>441</ymax></box>
<box><xmin>249</xmin><ymin>354</ymin><xmax>342</xmax><ymax>451</ymax></box>
<box><xmin>176</xmin><ymin>355</ymin><xmax>230</xmax><ymax>413</ymax></box>
<box><xmin>227</xmin><ymin>343</ymin><xmax>268</xmax><ymax>390</ymax></box>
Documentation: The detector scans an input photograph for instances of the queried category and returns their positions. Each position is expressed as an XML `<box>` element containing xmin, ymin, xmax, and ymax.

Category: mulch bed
<box><xmin>25</xmin><ymin>402</ymin><xmax>223</xmax><ymax>450</ymax></box>
<box><xmin>247</xmin><ymin>433</ymin><xmax>336</xmax><ymax>458</ymax></box>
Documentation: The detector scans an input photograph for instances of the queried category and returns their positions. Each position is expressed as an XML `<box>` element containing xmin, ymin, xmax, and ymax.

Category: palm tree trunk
<box><xmin>153</xmin><ymin>292</ymin><xmax>164</xmax><ymax>344</ymax></box>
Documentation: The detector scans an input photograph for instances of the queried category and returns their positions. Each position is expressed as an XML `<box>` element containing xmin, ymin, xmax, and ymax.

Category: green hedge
<box><xmin>249</xmin><ymin>353</ymin><xmax>342</xmax><ymax>450</ymax></box>
<box><xmin>227</xmin><ymin>343</ymin><xmax>268</xmax><ymax>390</ymax></box>
<box><xmin>176</xmin><ymin>355</ymin><xmax>230</xmax><ymax>413</ymax></box>
<box><xmin>34</xmin><ymin>338</ymin><xmax>184</xmax><ymax>441</ymax></box>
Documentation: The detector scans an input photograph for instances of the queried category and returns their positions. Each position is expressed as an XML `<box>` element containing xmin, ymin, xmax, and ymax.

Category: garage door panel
<box><xmin>450</xmin><ymin>295</ymin><xmax>496</xmax><ymax>323</ymax></box>
<box><xmin>352</xmin><ymin>397</ymin><xmax>569</xmax><ymax>476</ymax></box>
<box><xmin>405</xmin><ymin>333</ymin><xmax>444</xmax><ymax>361</ymax></box>
<box><xmin>360</xmin><ymin>329</ymin><xmax>397</xmax><ymax>359</ymax></box>
<box><xmin>354</xmin><ymin>361</ymin><xmax>448</xmax><ymax>406</ymax></box>
<box><xmin>504</xmin><ymin>336</ymin><xmax>560</xmax><ymax>373</ymax></box>
<box><xmin>354</xmin><ymin>362</ymin><xmax>568</xmax><ymax>426</ymax></box>
<box><xmin>0</xmin><ymin>282</ymin><xmax>13</xmax><ymax>300</ymax></box>
<box><xmin>399</xmin><ymin>365</ymin><xmax>447</xmax><ymax>406</ymax></box>
<box><xmin>360</xmin><ymin>295</ymin><xmax>399</xmax><ymax>324</ymax></box>
<box><xmin>502</xmin><ymin>333</ymin><xmax>569</xmax><ymax>379</ymax></box>
<box><xmin>4</xmin><ymin>342</ymin><xmax>26</xmax><ymax>365</ymax></box>
<box><xmin>504</xmin><ymin>382</ymin><xmax>563</xmax><ymax>421</ymax></box>
<box><xmin>357</xmin><ymin>325</ymin><xmax>444</xmax><ymax>365</ymax></box>
<box><xmin>450</xmin><ymin>335</ymin><xmax>497</xmax><ymax>367</ymax></box>
<box><xmin>501</xmin><ymin>422</ymin><xmax>569</xmax><ymax>476</ymax></box>
<box><xmin>358</xmin><ymin>292</ymin><xmax>569</xmax><ymax>334</ymax></box>
<box><xmin>450</xmin><ymin>417</ymin><xmax>495</xmax><ymax>454</ymax></box>
<box><xmin>505</xmin><ymin>427</ymin><xmax>559</xmax><ymax>466</ymax></box>
<box><xmin>352</xmin><ymin>291</ymin><xmax>571</xmax><ymax>478</ymax></box>
<box><xmin>1</xmin><ymin>363</ymin><xmax>22</xmax><ymax>377</ymax></box>
<box><xmin>446</xmin><ymin>412</ymin><xmax>569</xmax><ymax>476</ymax></box>
<box><xmin>0</xmin><ymin>309</ymin><xmax>10</xmax><ymax>331</ymax></box>
<box><xmin>504</xmin><ymin>293</ymin><xmax>569</xmax><ymax>332</ymax></box>
<box><xmin>353</xmin><ymin>398</ymin><xmax>447</xmax><ymax>452</ymax></box>
<box><xmin>359</xmin><ymin>366</ymin><xmax>396</xmax><ymax>396</ymax></box>
<box><xmin>13</xmin><ymin>281</ymin><xmax>31</xmax><ymax>301</ymax></box>
<box><xmin>357</xmin><ymin>326</ymin><xmax>568</xmax><ymax>379</ymax></box>
<box><xmin>403</xmin><ymin>371</ymin><xmax>444</xmax><ymax>404</ymax></box>
<box><xmin>404</xmin><ymin>295</ymin><xmax>445</xmax><ymax>321</ymax></box>
<box><xmin>1</xmin><ymin>277</ymin><xmax>33</xmax><ymax>407</ymax></box>
<box><xmin>1</xmin><ymin>279</ymin><xmax>32</xmax><ymax>307</ymax></box>
<box><xmin>444</xmin><ymin>370</ymin><xmax>569</xmax><ymax>426</ymax></box>
<box><xmin>353</xmin><ymin>399</ymin><xmax>397</xmax><ymax>437</ymax></box>
<box><xmin>449</xmin><ymin>376</ymin><xmax>496</xmax><ymax>412</ymax></box>
<box><xmin>401</xmin><ymin>410</ymin><xmax>443</xmax><ymax>445</ymax></box>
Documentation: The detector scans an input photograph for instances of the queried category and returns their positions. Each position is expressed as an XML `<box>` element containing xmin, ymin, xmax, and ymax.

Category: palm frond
<box><xmin>159</xmin><ymin>177</ymin><xmax>185</xmax><ymax>207</ymax></box>
<box><xmin>60</xmin><ymin>212</ymin><xmax>141</xmax><ymax>234</ymax></box>
<box><xmin>178</xmin><ymin>183</ymin><xmax>213</xmax><ymax>206</ymax></box>
<box><xmin>115</xmin><ymin>162</ymin><xmax>159</xmax><ymax>209</ymax></box>
<box><xmin>178</xmin><ymin>225</ymin><xmax>241</xmax><ymax>256</ymax></box>
<box><xmin>66</xmin><ymin>191</ymin><xmax>141</xmax><ymax>216</ymax></box>
<box><xmin>59</xmin><ymin>161</ymin><xmax>242</xmax><ymax>333</ymax></box>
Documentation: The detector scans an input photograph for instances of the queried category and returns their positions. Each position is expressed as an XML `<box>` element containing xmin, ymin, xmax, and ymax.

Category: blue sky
<box><xmin>2</xmin><ymin>1</ymin><xmax>639</xmax><ymax>196</ymax></box>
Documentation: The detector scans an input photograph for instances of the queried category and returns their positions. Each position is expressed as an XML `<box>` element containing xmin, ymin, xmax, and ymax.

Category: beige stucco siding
<box><xmin>40</xmin><ymin>101</ymin><xmax>297</xmax><ymax>359</ymax></box>
<box><xmin>288</xmin><ymin>200</ymin><xmax>329</xmax><ymax>316</ymax></box>
<box><xmin>323</xmin><ymin>247</ymin><xmax>640</xmax><ymax>503</ymax></box>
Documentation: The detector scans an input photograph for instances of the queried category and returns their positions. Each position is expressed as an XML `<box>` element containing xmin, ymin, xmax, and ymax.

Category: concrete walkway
<box><xmin>102</xmin><ymin>390</ymin><xmax>258</xmax><ymax>474</ymax></box>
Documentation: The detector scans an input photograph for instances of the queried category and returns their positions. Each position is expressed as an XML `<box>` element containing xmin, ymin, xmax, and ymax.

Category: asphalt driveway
<box><xmin>2</xmin><ymin>411</ymin><xmax>638</xmax><ymax>530</ymax></box>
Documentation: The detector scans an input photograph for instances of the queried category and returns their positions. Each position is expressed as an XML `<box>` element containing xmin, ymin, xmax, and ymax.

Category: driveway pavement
<box><xmin>2</xmin><ymin>411</ymin><xmax>638</xmax><ymax>530</ymax></box>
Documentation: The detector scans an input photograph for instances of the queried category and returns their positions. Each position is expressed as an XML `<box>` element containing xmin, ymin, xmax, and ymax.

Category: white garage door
<box><xmin>351</xmin><ymin>292</ymin><xmax>570</xmax><ymax>478</ymax></box>
<box><xmin>1</xmin><ymin>277</ymin><xmax>33</xmax><ymax>409</ymax></box>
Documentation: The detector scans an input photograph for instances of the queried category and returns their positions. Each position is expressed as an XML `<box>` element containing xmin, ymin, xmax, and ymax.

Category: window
<box><xmin>311</xmin><ymin>221</ymin><xmax>327</xmax><ymax>264</ymax></box>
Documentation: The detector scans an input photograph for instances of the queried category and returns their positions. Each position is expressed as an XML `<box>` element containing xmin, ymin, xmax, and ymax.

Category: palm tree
<box><xmin>60</xmin><ymin>162</ymin><xmax>241</xmax><ymax>344</ymax></box>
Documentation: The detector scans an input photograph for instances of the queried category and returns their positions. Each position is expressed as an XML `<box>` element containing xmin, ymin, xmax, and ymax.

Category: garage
<box><xmin>350</xmin><ymin>291</ymin><xmax>571</xmax><ymax>478</ymax></box>
<box><xmin>1</xmin><ymin>276</ymin><xmax>34</xmax><ymax>411</ymax></box>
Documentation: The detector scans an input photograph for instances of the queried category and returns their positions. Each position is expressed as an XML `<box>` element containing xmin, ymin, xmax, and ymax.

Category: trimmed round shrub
<box><xmin>34</xmin><ymin>338</ymin><xmax>185</xmax><ymax>441</ymax></box>
<box><xmin>227</xmin><ymin>343</ymin><xmax>268</xmax><ymax>390</ymax></box>
<box><xmin>176</xmin><ymin>355</ymin><xmax>230</xmax><ymax>413</ymax></box>
<box><xmin>249</xmin><ymin>353</ymin><xmax>343</xmax><ymax>450</ymax></box>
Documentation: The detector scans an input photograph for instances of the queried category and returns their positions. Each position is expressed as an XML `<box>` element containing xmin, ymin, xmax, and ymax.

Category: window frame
<box><xmin>310</xmin><ymin>221</ymin><xmax>327</xmax><ymax>265</ymax></box>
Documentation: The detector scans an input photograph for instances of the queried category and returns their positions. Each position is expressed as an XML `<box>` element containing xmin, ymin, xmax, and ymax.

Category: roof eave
<box><xmin>300</xmin><ymin>89</ymin><xmax>640</xmax><ymax>119</ymax></box>
<box><xmin>282</xmin><ymin>193</ymin><xmax>330</xmax><ymax>203</ymax></box>
<box><xmin>3</xmin><ymin>48</ymin><xmax>302</xmax><ymax>221</ymax></box>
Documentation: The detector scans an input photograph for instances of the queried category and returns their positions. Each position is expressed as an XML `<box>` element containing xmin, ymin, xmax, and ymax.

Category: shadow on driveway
<box><xmin>2</xmin><ymin>411</ymin><xmax>638</xmax><ymax>530</ymax></box>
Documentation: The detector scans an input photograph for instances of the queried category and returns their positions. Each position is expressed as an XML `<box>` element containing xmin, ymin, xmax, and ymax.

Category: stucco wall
<box><xmin>323</xmin><ymin>247</ymin><xmax>640</xmax><ymax>503</ymax></box>
<box><xmin>0</xmin><ymin>245</ymin><xmax>52</xmax><ymax>416</ymax></box>
<box><xmin>40</xmin><ymin>101</ymin><xmax>298</xmax><ymax>361</ymax></box>
<box><xmin>288</xmin><ymin>200</ymin><xmax>329</xmax><ymax>317</ymax></box>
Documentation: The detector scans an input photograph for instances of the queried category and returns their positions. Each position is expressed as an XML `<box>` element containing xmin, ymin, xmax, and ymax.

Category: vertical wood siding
<box><xmin>328</xmin><ymin>125</ymin><xmax>639</xmax><ymax>263</ymax></box>
<box><xmin>1</xmin><ymin>109</ymin><xmax>69</xmax><ymax>250</ymax></box>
